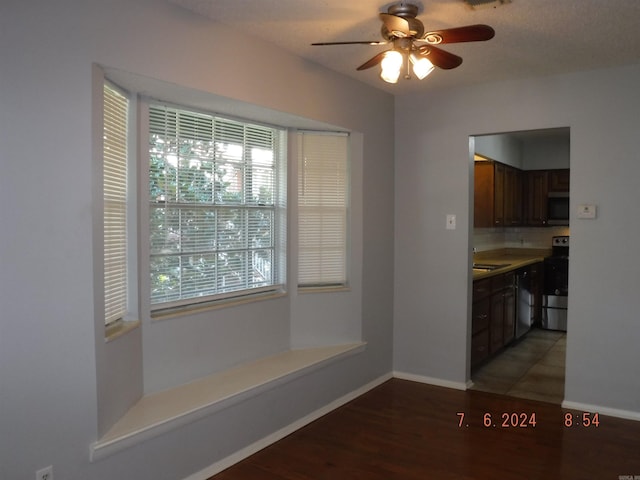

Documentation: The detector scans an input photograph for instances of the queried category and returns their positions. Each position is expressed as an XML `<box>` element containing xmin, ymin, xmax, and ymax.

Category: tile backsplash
<box><xmin>474</xmin><ymin>226</ymin><xmax>570</xmax><ymax>252</ymax></box>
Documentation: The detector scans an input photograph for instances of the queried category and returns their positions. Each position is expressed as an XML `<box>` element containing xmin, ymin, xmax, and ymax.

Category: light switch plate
<box><xmin>446</xmin><ymin>214</ymin><xmax>456</xmax><ymax>230</ymax></box>
<box><xmin>577</xmin><ymin>204</ymin><xmax>597</xmax><ymax>219</ymax></box>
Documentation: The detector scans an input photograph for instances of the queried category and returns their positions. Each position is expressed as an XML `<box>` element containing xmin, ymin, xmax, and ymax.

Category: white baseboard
<box><xmin>561</xmin><ymin>400</ymin><xmax>640</xmax><ymax>422</ymax></box>
<box><xmin>183</xmin><ymin>372</ymin><xmax>393</xmax><ymax>480</ymax></box>
<box><xmin>393</xmin><ymin>370</ymin><xmax>468</xmax><ymax>391</ymax></box>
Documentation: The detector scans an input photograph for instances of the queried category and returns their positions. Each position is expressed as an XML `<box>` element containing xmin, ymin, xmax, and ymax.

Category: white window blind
<box><xmin>148</xmin><ymin>105</ymin><xmax>284</xmax><ymax>309</ymax></box>
<box><xmin>297</xmin><ymin>131</ymin><xmax>349</xmax><ymax>287</ymax></box>
<box><xmin>103</xmin><ymin>83</ymin><xmax>129</xmax><ymax>325</ymax></box>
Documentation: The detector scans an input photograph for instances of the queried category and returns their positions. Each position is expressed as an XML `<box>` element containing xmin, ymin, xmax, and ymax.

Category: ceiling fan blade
<box><xmin>311</xmin><ymin>41</ymin><xmax>387</xmax><ymax>46</ymax></box>
<box><xmin>380</xmin><ymin>13</ymin><xmax>411</xmax><ymax>37</ymax></box>
<box><xmin>421</xmin><ymin>24</ymin><xmax>495</xmax><ymax>44</ymax></box>
<box><xmin>356</xmin><ymin>50</ymin><xmax>390</xmax><ymax>71</ymax></box>
<box><xmin>417</xmin><ymin>45</ymin><xmax>463</xmax><ymax>70</ymax></box>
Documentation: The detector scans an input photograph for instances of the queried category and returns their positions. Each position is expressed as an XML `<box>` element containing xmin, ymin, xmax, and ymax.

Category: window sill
<box><xmin>151</xmin><ymin>290</ymin><xmax>287</xmax><ymax>322</ymax></box>
<box><xmin>90</xmin><ymin>342</ymin><xmax>366</xmax><ymax>462</ymax></box>
<box><xmin>298</xmin><ymin>285</ymin><xmax>350</xmax><ymax>294</ymax></box>
<box><xmin>105</xmin><ymin>319</ymin><xmax>141</xmax><ymax>343</ymax></box>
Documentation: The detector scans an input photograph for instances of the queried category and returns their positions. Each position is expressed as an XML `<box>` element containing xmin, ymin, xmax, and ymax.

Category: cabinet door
<box><xmin>490</xmin><ymin>291</ymin><xmax>504</xmax><ymax>353</ymax></box>
<box><xmin>471</xmin><ymin>330</ymin><xmax>490</xmax><ymax>368</ymax></box>
<box><xmin>504</xmin><ymin>166</ymin><xmax>523</xmax><ymax>226</ymax></box>
<box><xmin>472</xmin><ymin>297</ymin><xmax>491</xmax><ymax>334</ymax></box>
<box><xmin>473</xmin><ymin>278</ymin><xmax>492</xmax><ymax>301</ymax></box>
<box><xmin>548</xmin><ymin>169</ymin><xmax>570</xmax><ymax>192</ymax></box>
<box><xmin>514</xmin><ymin>169</ymin><xmax>524</xmax><ymax>224</ymax></box>
<box><xmin>472</xmin><ymin>280</ymin><xmax>492</xmax><ymax>369</ymax></box>
<box><xmin>530</xmin><ymin>262</ymin><xmax>542</xmax><ymax>326</ymax></box>
<box><xmin>503</xmin><ymin>286</ymin><xmax>516</xmax><ymax>345</ymax></box>
<box><xmin>493</xmin><ymin>163</ymin><xmax>505</xmax><ymax>226</ymax></box>
<box><xmin>474</xmin><ymin>162</ymin><xmax>495</xmax><ymax>228</ymax></box>
<box><xmin>525</xmin><ymin>170</ymin><xmax>548</xmax><ymax>226</ymax></box>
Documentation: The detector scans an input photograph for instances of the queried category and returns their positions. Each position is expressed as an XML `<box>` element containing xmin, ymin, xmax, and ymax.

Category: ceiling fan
<box><xmin>311</xmin><ymin>2</ymin><xmax>495</xmax><ymax>83</ymax></box>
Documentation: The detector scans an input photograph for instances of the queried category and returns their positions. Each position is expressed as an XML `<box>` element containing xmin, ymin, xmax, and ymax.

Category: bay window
<box><xmin>103</xmin><ymin>82</ymin><xmax>130</xmax><ymax>326</ymax></box>
<box><xmin>148</xmin><ymin>105</ymin><xmax>286</xmax><ymax>309</ymax></box>
<box><xmin>297</xmin><ymin>131</ymin><xmax>349</xmax><ymax>288</ymax></box>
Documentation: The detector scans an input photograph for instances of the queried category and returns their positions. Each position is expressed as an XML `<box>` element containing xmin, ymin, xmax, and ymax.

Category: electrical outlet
<box><xmin>36</xmin><ymin>465</ymin><xmax>53</xmax><ymax>480</ymax></box>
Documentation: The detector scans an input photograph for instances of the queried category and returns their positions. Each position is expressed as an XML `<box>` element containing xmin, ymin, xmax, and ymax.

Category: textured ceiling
<box><xmin>170</xmin><ymin>0</ymin><xmax>640</xmax><ymax>95</ymax></box>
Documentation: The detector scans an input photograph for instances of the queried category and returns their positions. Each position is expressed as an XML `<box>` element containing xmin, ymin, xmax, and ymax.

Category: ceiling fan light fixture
<box><xmin>410</xmin><ymin>54</ymin><xmax>435</xmax><ymax>79</ymax></box>
<box><xmin>380</xmin><ymin>50</ymin><xmax>403</xmax><ymax>83</ymax></box>
<box><xmin>312</xmin><ymin>3</ymin><xmax>495</xmax><ymax>85</ymax></box>
<box><xmin>380</xmin><ymin>66</ymin><xmax>401</xmax><ymax>83</ymax></box>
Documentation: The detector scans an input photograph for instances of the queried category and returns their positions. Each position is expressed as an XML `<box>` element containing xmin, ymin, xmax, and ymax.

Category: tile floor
<box><xmin>470</xmin><ymin>328</ymin><xmax>566</xmax><ymax>404</ymax></box>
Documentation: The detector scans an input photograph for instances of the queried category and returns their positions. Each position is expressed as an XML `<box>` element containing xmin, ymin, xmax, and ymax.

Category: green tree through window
<box><xmin>148</xmin><ymin>105</ymin><xmax>283</xmax><ymax>308</ymax></box>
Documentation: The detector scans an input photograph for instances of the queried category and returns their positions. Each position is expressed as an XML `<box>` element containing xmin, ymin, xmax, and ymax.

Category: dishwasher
<box><xmin>515</xmin><ymin>267</ymin><xmax>534</xmax><ymax>339</ymax></box>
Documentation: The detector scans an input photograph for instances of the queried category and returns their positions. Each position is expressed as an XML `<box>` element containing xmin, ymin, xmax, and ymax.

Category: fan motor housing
<box><xmin>382</xmin><ymin>3</ymin><xmax>424</xmax><ymax>39</ymax></box>
<box><xmin>387</xmin><ymin>3</ymin><xmax>419</xmax><ymax>18</ymax></box>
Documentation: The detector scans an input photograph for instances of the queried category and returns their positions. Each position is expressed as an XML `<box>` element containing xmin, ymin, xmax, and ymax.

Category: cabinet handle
<box><xmin>477</xmin><ymin>314</ymin><xmax>488</xmax><ymax>319</ymax></box>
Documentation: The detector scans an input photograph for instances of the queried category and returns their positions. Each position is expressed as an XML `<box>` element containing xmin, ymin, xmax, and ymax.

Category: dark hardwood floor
<box><xmin>210</xmin><ymin>379</ymin><xmax>640</xmax><ymax>480</ymax></box>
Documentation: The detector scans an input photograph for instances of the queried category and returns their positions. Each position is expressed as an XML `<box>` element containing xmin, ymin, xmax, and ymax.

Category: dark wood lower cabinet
<box><xmin>471</xmin><ymin>272</ymin><xmax>516</xmax><ymax>370</ymax></box>
<box><xmin>502</xmin><ymin>276</ymin><xmax>516</xmax><ymax>344</ymax></box>
<box><xmin>489</xmin><ymin>292</ymin><xmax>504</xmax><ymax>353</ymax></box>
<box><xmin>471</xmin><ymin>295</ymin><xmax>490</xmax><ymax>366</ymax></box>
<box><xmin>530</xmin><ymin>262</ymin><xmax>542</xmax><ymax>327</ymax></box>
<box><xmin>470</xmin><ymin>329</ymin><xmax>489</xmax><ymax>367</ymax></box>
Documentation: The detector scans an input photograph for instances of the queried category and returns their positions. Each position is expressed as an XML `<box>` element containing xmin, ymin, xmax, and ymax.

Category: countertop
<box><xmin>472</xmin><ymin>248</ymin><xmax>550</xmax><ymax>280</ymax></box>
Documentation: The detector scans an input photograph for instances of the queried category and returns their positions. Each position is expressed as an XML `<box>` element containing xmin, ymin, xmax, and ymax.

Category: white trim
<box><xmin>91</xmin><ymin>343</ymin><xmax>366</xmax><ymax>462</ymax></box>
<box><xmin>392</xmin><ymin>371</ymin><xmax>469</xmax><ymax>391</ymax></box>
<box><xmin>182</xmin><ymin>372</ymin><xmax>392</xmax><ymax>480</ymax></box>
<box><xmin>561</xmin><ymin>400</ymin><xmax>640</xmax><ymax>422</ymax></box>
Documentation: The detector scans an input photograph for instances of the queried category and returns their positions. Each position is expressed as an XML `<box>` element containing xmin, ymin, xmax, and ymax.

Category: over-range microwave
<box><xmin>547</xmin><ymin>192</ymin><xmax>569</xmax><ymax>225</ymax></box>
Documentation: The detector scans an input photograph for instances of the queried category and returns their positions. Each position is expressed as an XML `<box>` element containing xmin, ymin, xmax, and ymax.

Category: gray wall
<box><xmin>0</xmin><ymin>1</ymin><xmax>394</xmax><ymax>479</ymax></box>
<box><xmin>393</xmin><ymin>63</ymin><xmax>640</xmax><ymax>416</ymax></box>
<box><xmin>474</xmin><ymin>134</ymin><xmax>523</xmax><ymax>168</ymax></box>
<box><xmin>522</xmin><ymin>136</ymin><xmax>571</xmax><ymax>170</ymax></box>
<box><xmin>474</xmin><ymin>131</ymin><xmax>571</xmax><ymax>170</ymax></box>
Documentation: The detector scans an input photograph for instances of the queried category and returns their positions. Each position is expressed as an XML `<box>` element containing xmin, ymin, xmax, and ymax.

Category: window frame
<box><xmin>296</xmin><ymin>130</ymin><xmax>350</xmax><ymax>290</ymax></box>
<box><xmin>145</xmin><ymin>102</ymin><xmax>288</xmax><ymax>313</ymax></box>
<box><xmin>99</xmin><ymin>77</ymin><xmax>140</xmax><ymax>339</ymax></box>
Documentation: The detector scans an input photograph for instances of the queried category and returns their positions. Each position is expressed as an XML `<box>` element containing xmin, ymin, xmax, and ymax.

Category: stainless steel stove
<box><xmin>542</xmin><ymin>236</ymin><xmax>569</xmax><ymax>331</ymax></box>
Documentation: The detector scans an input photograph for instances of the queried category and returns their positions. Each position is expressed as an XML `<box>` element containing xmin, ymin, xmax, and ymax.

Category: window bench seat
<box><xmin>91</xmin><ymin>342</ymin><xmax>366</xmax><ymax>461</ymax></box>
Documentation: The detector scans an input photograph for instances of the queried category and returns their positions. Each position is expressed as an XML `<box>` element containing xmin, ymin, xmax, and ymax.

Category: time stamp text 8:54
<box><xmin>456</xmin><ymin>412</ymin><xmax>600</xmax><ymax>428</ymax></box>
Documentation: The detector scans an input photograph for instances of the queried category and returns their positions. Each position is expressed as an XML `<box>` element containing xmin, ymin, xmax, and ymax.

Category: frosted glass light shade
<box><xmin>380</xmin><ymin>50</ymin><xmax>403</xmax><ymax>83</ymax></box>
<box><xmin>410</xmin><ymin>54</ymin><xmax>435</xmax><ymax>80</ymax></box>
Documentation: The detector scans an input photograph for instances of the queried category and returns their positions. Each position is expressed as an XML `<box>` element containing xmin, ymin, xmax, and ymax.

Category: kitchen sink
<box><xmin>472</xmin><ymin>263</ymin><xmax>511</xmax><ymax>272</ymax></box>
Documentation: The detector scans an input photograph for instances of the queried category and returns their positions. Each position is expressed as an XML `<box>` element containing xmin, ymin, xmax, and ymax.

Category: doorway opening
<box><xmin>469</xmin><ymin>127</ymin><xmax>570</xmax><ymax>405</ymax></box>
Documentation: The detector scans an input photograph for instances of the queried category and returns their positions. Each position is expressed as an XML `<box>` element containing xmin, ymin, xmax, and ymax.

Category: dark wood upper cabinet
<box><xmin>504</xmin><ymin>166</ymin><xmax>523</xmax><ymax>226</ymax></box>
<box><xmin>474</xmin><ymin>161</ymin><xmax>567</xmax><ymax>228</ymax></box>
<box><xmin>474</xmin><ymin>161</ymin><xmax>523</xmax><ymax>228</ymax></box>
<box><xmin>474</xmin><ymin>162</ymin><xmax>496</xmax><ymax>228</ymax></box>
<box><xmin>524</xmin><ymin>170</ymin><xmax>549</xmax><ymax>226</ymax></box>
<box><xmin>493</xmin><ymin>163</ymin><xmax>505</xmax><ymax>226</ymax></box>
<box><xmin>548</xmin><ymin>169</ymin><xmax>570</xmax><ymax>192</ymax></box>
